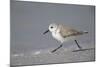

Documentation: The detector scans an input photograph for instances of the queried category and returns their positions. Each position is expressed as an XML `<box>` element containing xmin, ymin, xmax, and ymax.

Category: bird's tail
<box><xmin>83</xmin><ymin>31</ymin><xmax>88</xmax><ymax>34</ymax></box>
<box><xmin>81</xmin><ymin>31</ymin><xmax>88</xmax><ymax>34</ymax></box>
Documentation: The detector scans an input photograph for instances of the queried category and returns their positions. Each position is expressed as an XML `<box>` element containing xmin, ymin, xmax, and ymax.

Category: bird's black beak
<box><xmin>43</xmin><ymin>29</ymin><xmax>49</xmax><ymax>35</ymax></box>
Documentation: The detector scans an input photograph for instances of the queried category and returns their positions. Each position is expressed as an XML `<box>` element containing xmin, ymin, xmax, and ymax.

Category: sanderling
<box><xmin>43</xmin><ymin>23</ymin><xmax>88</xmax><ymax>53</ymax></box>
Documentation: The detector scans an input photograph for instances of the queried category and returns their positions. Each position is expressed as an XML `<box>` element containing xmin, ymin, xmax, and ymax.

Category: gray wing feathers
<box><xmin>59</xmin><ymin>25</ymin><xmax>87</xmax><ymax>38</ymax></box>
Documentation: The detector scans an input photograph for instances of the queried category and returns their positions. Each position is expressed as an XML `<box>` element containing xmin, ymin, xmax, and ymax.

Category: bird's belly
<box><xmin>52</xmin><ymin>32</ymin><xmax>64</xmax><ymax>43</ymax></box>
<box><xmin>52</xmin><ymin>32</ymin><xmax>76</xmax><ymax>43</ymax></box>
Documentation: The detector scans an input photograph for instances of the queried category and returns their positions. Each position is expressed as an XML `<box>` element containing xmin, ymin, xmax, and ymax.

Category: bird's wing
<box><xmin>59</xmin><ymin>25</ymin><xmax>82</xmax><ymax>38</ymax></box>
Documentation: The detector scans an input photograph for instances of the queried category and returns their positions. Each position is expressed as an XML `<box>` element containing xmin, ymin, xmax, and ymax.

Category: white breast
<box><xmin>51</xmin><ymin>31</ymin><xmax>76</xmax><ymax>43</ymax></box>
<box><xmin>52</xmin><ymin>32</ymin><xmax>65</xmax><ymax>43</ymax></box>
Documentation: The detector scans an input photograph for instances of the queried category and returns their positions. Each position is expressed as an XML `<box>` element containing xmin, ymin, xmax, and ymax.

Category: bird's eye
<box><xmin>51</xmin><ymin>26</ymin><xmax>53</xmax><ymax>28</ymax></box>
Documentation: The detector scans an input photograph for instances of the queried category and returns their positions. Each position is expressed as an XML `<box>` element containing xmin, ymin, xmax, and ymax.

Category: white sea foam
<box><xmin>12</xmin><ymin>53</ymin><xmax>24</xmax><ymax>57</ymax></box>
<box><xmin>34</xmin><ymin>51</ymin><xmax>41</xmax><ymax>55</ymax></box>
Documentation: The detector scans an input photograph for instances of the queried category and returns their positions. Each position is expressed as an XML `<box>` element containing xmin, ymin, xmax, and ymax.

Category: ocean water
<box><xmin>10</xmin><ymin>43</ymin><xmax>95</xmax><ymax>66</ymax></box>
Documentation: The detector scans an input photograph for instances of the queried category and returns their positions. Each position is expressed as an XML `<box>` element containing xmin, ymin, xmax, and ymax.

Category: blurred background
<box><xmin>10</xmin><ymin>0</ymin><xmax>95</xmax><ymax>66</ymax></box>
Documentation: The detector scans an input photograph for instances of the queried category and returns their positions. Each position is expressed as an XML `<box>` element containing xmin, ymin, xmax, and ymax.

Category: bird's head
<box><xmin>43</xmin><ymin>23</ymin><xmax>58</xmax><ymax>35</ymax></box>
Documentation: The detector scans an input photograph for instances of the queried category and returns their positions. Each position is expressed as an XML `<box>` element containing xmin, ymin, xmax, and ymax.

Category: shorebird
<box><xmin>43</xmin><ymin>23</ymin><xmax>88</xmax><ymax>53</ymax></box>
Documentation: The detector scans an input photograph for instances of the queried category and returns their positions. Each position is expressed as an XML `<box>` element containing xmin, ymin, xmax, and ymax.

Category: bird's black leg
<box><xmin>74</xmin><ymin>40</ymin><xmax>82</xmax><ymax>49</ymax></box>
<box><xmin>51</xmin><ymin>44</ymin><xmax>63</xmax><ymax>53</ymax></box>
